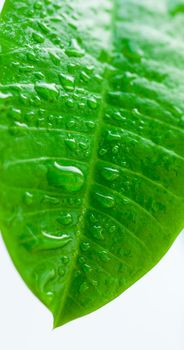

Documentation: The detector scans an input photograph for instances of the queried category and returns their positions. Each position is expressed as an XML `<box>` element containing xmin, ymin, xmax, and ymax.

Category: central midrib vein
<box><xmin>53</xmin><ymin>0</ymin><xmax>116</xmax><ymax>327</ymax></box>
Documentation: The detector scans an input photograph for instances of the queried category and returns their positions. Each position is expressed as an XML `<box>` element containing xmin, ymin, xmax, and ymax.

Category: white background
<box><xmin>0</xmin><ymin>234</ymin><xmax>184</xmax><ymax>350</ymax></box>
<box><xmin>0</xmin><ymin>0</ymin><xmax>184</xmax><ymax>348</ymax></box>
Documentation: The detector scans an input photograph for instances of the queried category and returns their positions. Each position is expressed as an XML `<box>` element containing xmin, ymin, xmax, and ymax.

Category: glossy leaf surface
<box><xmin>0</xmin><ymin>0</ymin><xmax>184</xmax><ymax>327</ymax></box>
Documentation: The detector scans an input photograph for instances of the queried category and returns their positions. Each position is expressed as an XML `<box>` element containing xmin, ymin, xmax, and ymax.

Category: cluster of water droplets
<box><xmin>0</xmin><ymin>0</ymin><xmax>155</xmax><ymax>308</ymax></box>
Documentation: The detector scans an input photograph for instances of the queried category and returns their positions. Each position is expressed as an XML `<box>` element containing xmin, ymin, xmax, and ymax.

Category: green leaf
<box><xmin>0</xmin><ymin>0</ymin><xmax>184</xmax><ymax>327</ymax></box>
<box><xmin>168</xmin><ymin>0</ymin><xmax>184</xmax><ymax>15</ymax></box>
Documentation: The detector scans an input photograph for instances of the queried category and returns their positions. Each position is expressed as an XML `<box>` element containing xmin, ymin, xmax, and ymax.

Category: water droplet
<box><xmin>87</xmin><ymin>97</ymin><xmax>98</xmax><ymax>109</ymax></box>
<box><xmin>19</xmin><ymin>65</ymin><xmax>34</xmax><ymax>73</ymax></box>
<box><xmin>8</xmin><ymin>108</ymin><xmax>22</xmax><ymax>120</ymax></box>
<box><xmin>99</xmin><ymin>148</ymin><xmax>107</xmax><ymax>156</ymax></box>
<box><xmin>66</xmin><ymin>98</ymin><xmax>74</xmax><ymax>108</ymax></box>
<box><xmin>86</xmin><ymin>120</ymin><xmax>96</xmax><ymax>129</ymax></box>
<box><xmin>78</xmin><ymin>256</ymin><xmax>85</xmax><ymax>265</ymax></box>
<box><xmin>109</xmin><ymin>225</ymin><xmax>116</xmax><ymax>233</ymax></box>
<box><xmin>65</xmin><ymin>38</ymin><xmax>85</xmax><ymax>58</ymax></box>
<box><xmin>89</xmin><ymin>212</ymin><xmax>97</xmax><ymax>223</ymax></box>
<box><xmin>80</xmin><ymin>71</ymin><xmax>90</xmax><ymax>82</ymax></box>
<box><xmin>0</xmin><ymin>92</ymin><xmax>12</xmax><ymax>99</ymax></box>
<box><xmin>92</xmin><ymin>280</ymin><xmax>98</xmax><ymax>287</ymax></box>
<box><xmin>32</xmin><ymin>32</ymin><xmax>45</xmax><ymax>43</ymax></box>
<box><xmin>79</xmin><ymin>141</ymin><xmax>88</xmax><ymax>150</ymax></box>
<box><xmin>34</xmin><ymin>71</ymin><xmax>45</xmax><ymax>80</ymax></box>
<box><xmin>40</xmin><ymin>231</ymin><xmax>71</xmax><ymax>249</ymax></box>
<box><xmin>14</xmin><ymin>121</ymin><xmax>28</xmax><ymax>130</ymax></box>
<box><xmin>59</xmin><ymin>73</ymin><xmax>74</xmax><ymax>91</ymax></box>
<box><xmin>122</xmin><ymin>38</ymin><xmax>143</xmax><ymax>61</ymax></box>
<box><xmin>68</xmin><ymin>20</ymin><xmax>77</xmax><ymax>30</ymax></box>
<box><xmin>82</xmin><ymin>264</ymin><xmax>92</xmax><ymax>273</ymax></box>
<box><xmin>49</xmin><ymin>52</ymin><xmax>60</xmax><ymax>66</ymax></box>
<box><xmin>62</xmin><ymin>256</ymin><xmax>70</xmax><ymax>265</ymax></box>
<box><xmin>35</xmin><ymin>83</ymin><xmax>59</xmax><ymax>101</ymax></box>
<box><xmin>66</xmin><ymin>119</ymin><xmax>76</xmax><ymax>128</ymax></box>
<box><xmin>112</xmin><ymin>111</ymin><xmax>125</xmax><ymax>121</ymax></box>
<box><xmin>106</xmin><ymin>130</ymin><xmax>121</xmax><ymax>141</ymax></box>
<box><xmin>112</xmin><ymin>145</ymin><xmax>119</xmax><ymax>154</ymax></box>
<box><xmin>57</xmin><ymin>212</ymin><xmax>73</xmax><ymax>225</ymax></box>
<box><xmin>79</xmin><ymin>282</ymin><xmax>89</xmax><ymax>293</ymax></box>
<box><xmin>37</xmin><ymin>21</ymin><xmax>49</xmax><ymax>33</ymax></box>
<box><xmin>99</xmin><ymin>250</ymin><xmax>110</xmax><ymax>262</ymax></box>
<box><xmin>34</xmin><ymin>1</ymin><xmax>42</xmax><ymax>10</ymax></box>
<box><xmin>58</xmin><ymin>267</ymin><xmax>66</xmax><ymax>276</ymax></box>
<box><xmin>86</xmin><ymin>65</ymin><xmax>94</xmax><ymax>73</ymax></box>
<box><xmin>95</xmin><ymin>192</ymin><xmax>115</xmax><ymax>208</ymax></box>
<box><xmin>94</xmin><ymin>74</ymin><xmax>103</xmax><ymax>84</ymax></box>
<box><xmin>42</xmin><ymin>194</ymin><xmax>60</xmax><ymax>205</ymax></box>
<box><xmin>78</xmin><ymin>102</ymin><xmax>85</xmax><ymax>109</ymax></box>
<box><xmin>47</xmin><ymin>162</ymin><xmax>84</xmax><ymax>192</ymax></box>
<box><xmin>91</xmin><ymin>225</ymin><xmax>104</xmax><ymax>240</ymax></box>
<box><xmin>65</xmin><ymin>138</ymin><xmax>77</xmax><ymax>151</ymax></box>
<box><xmin>23</xmin><ymin>192</ymin><xmax>33</xmax><ymax>205</ymax></box>
<box><xmin>27</xmin><ymin>52</ymin><xmax>37</xmax><ymax>62</ymax></box>
<box><xmin>67</xmin><ymin>62</ymin><xmax>78</xmax><ymax>73</ymax></box>
<box><xmin>101</xmin><ymin>166</ymin><xmax>119</xmax><ymax>181</ymax></box>
<box><xmin>35</xmin><ymin>268</ymin><xmax>55</xmax><ymax>302</ymax></box>
<box><xmin>80</xmin><ymin>242</ymin><xmax>90</xmax><ymax>251</ymax></box>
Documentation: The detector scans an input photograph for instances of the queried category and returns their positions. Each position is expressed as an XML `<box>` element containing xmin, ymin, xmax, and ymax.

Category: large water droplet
<box><xmin>47</xmin><ymin>162</ymin><xmax>84</xmax><ymax>192</ymax></box>
<box><xmin>35</xmin><ymin>268</ymin><xmax>55</xmax><ymax>303</ymax></box>
<box><xmin>40</xmin><ymin>231</ymin><xmax>71</xmax><ymax>249</ymax></box>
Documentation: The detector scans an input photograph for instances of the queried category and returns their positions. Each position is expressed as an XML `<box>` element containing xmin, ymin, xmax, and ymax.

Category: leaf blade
<box><xmin>0</xmin><ymin>0</ymin><xmax>184</xmax><ymax>327</ymax></box>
